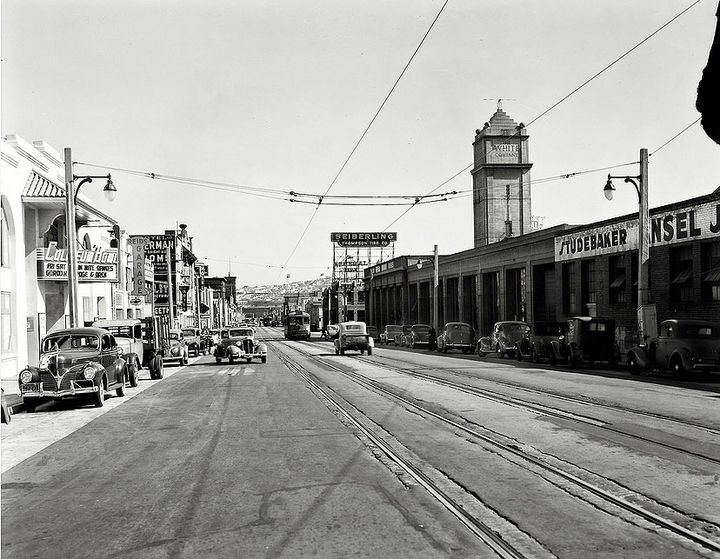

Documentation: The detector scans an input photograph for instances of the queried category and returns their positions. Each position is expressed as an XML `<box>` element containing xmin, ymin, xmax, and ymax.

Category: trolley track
<box><xmin>353</xmin><ymin>352</ymin><xmax>720</xmax><ymax>466</ymax></box>
<box><xmin>278</xmin><ymin>340</ymin><xmax>720</xmax><ymax>556</ymax></box>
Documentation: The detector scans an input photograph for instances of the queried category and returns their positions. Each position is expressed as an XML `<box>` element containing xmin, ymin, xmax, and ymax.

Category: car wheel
<box><xmin>94</xmin><ymin>378</ymin><xmax>106</xmax><ymax>407</ymax></box>
<box><xmin>367</xmin><ymin>347</ymin><xmax>373</xmax><ymax>356</ymax></box>
<box><xmin>128</xmin><ymin>359</ymin><xmax>139</xmax><ymax>387</ymax></box>
<box><xmin>116</xmin><ymin>383</ymin><xmax>125</xmax><ymax>397</ymax></box>
<box><xmin>261</xmin><ymin>356</ymin><xmax>267</xmax><ymax>363</ymax></box>
<box><xmin>182</xmin><ymin>353</ymin><xmax>188</xmax><ymax>366</ymax></box>
<box><xmin>246</xmin><ymin>358</ymin><xmax>252</xmax><ymax>364</ymax></box>
<box><xmin>23</xmin><ymin>398</ymin><xmax>37</xmax><ymax>413</ymax></box>
<box><xmin>154</xmin><ymin>356</ymin><xmax>164</xmax><ymax>379</ymax></box>
<box><xmin>216</xmin><ymin>357</ymin><xmax>222</xmax><ymax>364</ymax></box>
<box><xmin>335</xmin><ymin>348</ymin><xmax>339</xmax><ymax>355</ymax></box>
<box><xmin>340</xmin><ymin>348</ymin><xmax>345</xmax><ymax>355</ymax></box>
<box><xmin>229</xmin><ymin>355</ymin><xmax>235</xmax><ymax>364</ymax></box>
<box><xmin>627</xmin><ymin>353</ymin><xmax>641</xmax><ymax>375</ymax></box>
<box><xmin>531</xmin><ymin>348</ymin><xmax>539</xmax><ymax>363</ymax></box>
<box><xmin>671</xmin><ymin>356</ymin><xmax>685</xmax><ymax>376</ymax></box>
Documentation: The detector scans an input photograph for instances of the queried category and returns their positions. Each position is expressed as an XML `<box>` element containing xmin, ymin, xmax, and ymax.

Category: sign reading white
<box><xmin>36</xmin><ymin>242</ymin><xmax>118</xmax><ymax>282</ymax></box>
<box><xmin>555</xmin><ymin>200</ymin><xmax>720</xmax><ymax>261</ymax></box>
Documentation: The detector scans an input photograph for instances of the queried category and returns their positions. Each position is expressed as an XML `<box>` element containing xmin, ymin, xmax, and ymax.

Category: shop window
<box><xmin>83</xmin><ymin>296</ymin><xmax>93</xmax><ymax>324</ymax></box>
<box><xmin>97</xmin><ymin>296</ymin><xmax>107</xmax><ymax>320</ymax></box>
<box><xmin>701</xmin><ymin>241</ymin><xmax>720</xmax><ymax>301</ymax></box>
<box><xmin>1</xmin><ymin>291</ymin><xmax>15</xmax><ymax>353</ymax></box>
<box><xmin>609</xmin><ymin>255</ymin><xmax>627</xmax><ymax>304</ymax></box>
<box><xmin>670</xmin><ymin>246</ymin><xmax>694</xmax><ymax>302</ymax></box>
<box><xmin>562</xmin><ymin>262</ymin><xmax>577</xmax><ymax>314</ymax></box>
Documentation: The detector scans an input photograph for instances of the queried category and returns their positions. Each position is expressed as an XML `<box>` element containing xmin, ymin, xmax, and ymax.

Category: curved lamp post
<box><xmin>64</xmin><ymin>147</ymin><xmax>117</xmax><ymax>327</ymax></box>
<box><xmin>603</xmin><ymin>148</ymin><xmax>652</xmax><ymax>343</ymax></box>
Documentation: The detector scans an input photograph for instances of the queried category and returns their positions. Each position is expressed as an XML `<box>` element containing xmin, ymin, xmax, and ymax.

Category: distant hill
<box><xmin>237</xmin><ymin>276</ymin><xmax>331</xmax><ymax>304</ymax></box>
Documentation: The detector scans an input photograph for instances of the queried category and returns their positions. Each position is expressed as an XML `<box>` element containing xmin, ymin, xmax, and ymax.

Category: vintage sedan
<box><xmin>18</xmin><ymin>328</ymin><xmax>128</xmax><ymax>411</ymax></box>
<box><xmin>437</xmin><ymin>322</ymin><xmax>475</xmax><ymax>354</ymax></box>
<box><xmin>626</xmin><ymin>319</ymin><xmax>720</xmax><ymax>376</ymax></box>
<box><xmin>182</xmin><ymin>327</ymin><xmax>207</xmax><ymax>357</ymax></box>
<box><xmin>379</xmin><ymin>324</ymin><xmax>403</xmax><ymax>345</ymax></box>
<box><xmin>477</xmin><ymin>321</ymin><xmax>531</xmax><ymax>359</ymax></box>
<box><xmin>515</xmin><ymin>321</ymin><xmax>566</xmax><ymax>363</ymax></box>
<box><xmin>214</xmin><ymin>326</ymin><xmax>268</xmax><ymax>364</ymax></box>
<box><xmin>334</xmin><ymin>321</ymin><xmax>373</xmax><ymax>355</ymax></box>
<box><xmin>408</xmin><ymin>324</ymin><xmax>432</xmax><ymax>348</ymax></box>
<box><xmin>160</xmin><ymin>329</ymin><xmax>189</xmax><ymax>366</ymax></box>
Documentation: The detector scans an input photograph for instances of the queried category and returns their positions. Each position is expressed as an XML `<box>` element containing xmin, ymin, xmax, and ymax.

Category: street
<box><xmin>3</xmin><ymin>330</ymin><xmax>720</xmax><ymax>558</ymax></box>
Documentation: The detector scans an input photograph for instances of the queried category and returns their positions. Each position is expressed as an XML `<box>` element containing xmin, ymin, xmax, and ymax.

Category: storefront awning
<box><xmin>703</xmin><ymin>264</ymin><xmax>720</xmax><ymax>283</ymax></box>
<box><xmin>671</xmin><ymin>267</ymin><xmax>693</xmax><ymax>284</ymax></box>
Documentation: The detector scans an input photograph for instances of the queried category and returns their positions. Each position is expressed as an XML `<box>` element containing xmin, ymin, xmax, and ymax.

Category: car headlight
<box><xmin>39</xmin><ymin>355</ymin><xmax>50</xmax><ymax>369</ymax></box>
<box><xmin>83</xmin><ymin>365</ymin><xmax>97</xmax><ymax>380</ymax></box>
<box><xmin>20</xmin><ymin>370</ymin><xmax>33</xmax><ymax>384</ymax></box>
<box><xmin>171</xmin><ymin>346</ymin><xmax>179</xmax><ymax>355</ymax></box>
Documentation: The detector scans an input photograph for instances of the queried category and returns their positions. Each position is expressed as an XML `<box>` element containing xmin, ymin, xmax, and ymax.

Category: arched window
<box><xmin>44</xmin><ymin>215</ymin><xmax>67</xmax><ymax>249</ymax></box>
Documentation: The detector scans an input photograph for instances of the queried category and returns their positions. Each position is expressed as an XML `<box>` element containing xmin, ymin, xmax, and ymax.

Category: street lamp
<box><xmin>603</xmin><ymin>148</ymin><xmax>654</xmax><ymax>343</ymax></box>
<box><xmin>64</xmin><ymin>147</ymin><xmax>117</xmax><ymax>327</ymax></box>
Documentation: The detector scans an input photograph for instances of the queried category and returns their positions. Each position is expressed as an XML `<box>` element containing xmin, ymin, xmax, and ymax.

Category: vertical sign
<box><xmin>129</xmin><ymin>236</ymin><xmax>148</xmax><ymax>295</ymax></box>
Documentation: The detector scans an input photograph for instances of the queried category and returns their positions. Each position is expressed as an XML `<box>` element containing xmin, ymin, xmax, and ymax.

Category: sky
<box><xmin>2</xmin><ymin>0</ymin><xmax>719</xmax><ymax>287</ymax></box>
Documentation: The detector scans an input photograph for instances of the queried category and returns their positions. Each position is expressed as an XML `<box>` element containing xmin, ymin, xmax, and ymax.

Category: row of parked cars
<box><xmin>373</xmin><ymin>317</ymin><xmax>720</xmax><ymax>376</ymax></box>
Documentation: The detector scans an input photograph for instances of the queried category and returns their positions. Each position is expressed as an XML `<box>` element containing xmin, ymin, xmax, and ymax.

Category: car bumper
<box><xmin>20</xmin><ymin>381</ymin><xmax>99</xmax><ymax>398</ymax></box>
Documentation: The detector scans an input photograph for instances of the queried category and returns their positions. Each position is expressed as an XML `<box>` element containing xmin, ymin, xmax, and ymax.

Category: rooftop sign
<box><xmin>331</xmin><ymin>232</ymin><xmax>397</xmax><ymax>247</ymax></box>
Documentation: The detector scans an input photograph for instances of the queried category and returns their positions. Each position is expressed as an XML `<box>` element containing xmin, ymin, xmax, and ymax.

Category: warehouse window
<box><xmin>609</xmin><ymin>255</ymin><xmax>627</xmax><ymax>304</ymax></box>
<box><xmin>670</xmin><ymin>246</ymin><xmax>694</xmax><ymax>302</ymax></box>
<box><xmin>562</xmin><ymin>262</ymin><xmax>577</xmax><ymax>314</ymax></box>
<box><xmin>701</xmin><ymin>241</ymin><xmax>720</xmax><ymax>301</ymax></box>
<box><xmin>581</xmin><ymin>260</ymin><xmax>596</xmax><ymax>315</ymax></box>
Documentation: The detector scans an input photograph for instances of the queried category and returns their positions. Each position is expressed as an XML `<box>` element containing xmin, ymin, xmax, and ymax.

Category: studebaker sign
<box><xmin>36</xmin><ymin>242</ymin><xmax>118</xmax><ymax>282</ymax></box>
<box><xmin>555</xmin><ymin>200</ymin><xmax>720</xmax><ymax>261</ymax></box>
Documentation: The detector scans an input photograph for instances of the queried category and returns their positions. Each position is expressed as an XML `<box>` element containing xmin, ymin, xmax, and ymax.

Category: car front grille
<box><xmin>39</xmin><ymin>370</ymin><xmax>80</xmax><ymax>391</ymax></box>
<box><xmin>242</xmin><ymin>339</ymin><xmax>254</xmax><ymax>353</ymax></box>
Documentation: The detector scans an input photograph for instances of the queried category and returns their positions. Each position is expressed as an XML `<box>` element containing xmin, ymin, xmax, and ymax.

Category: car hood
<box><xmin>39</xmin><ymin>353</ymin><xmax>100</xmax><ymax>375</ymax></box>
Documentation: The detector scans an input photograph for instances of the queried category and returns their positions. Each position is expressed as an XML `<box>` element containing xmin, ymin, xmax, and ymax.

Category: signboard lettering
<box><xmin>330</xmin><ymin>232</ymin><xmax>397</xmax><ymax>247</ymax></box>
<box><xmin>555</xmin><ymin>201</ymin><xmax>720</xmax><ymax>261</ymax></box>
<box><xmin>36</xmin><ymin>242</ymin><xmax>118</xmax><ymax>282</ymax></box>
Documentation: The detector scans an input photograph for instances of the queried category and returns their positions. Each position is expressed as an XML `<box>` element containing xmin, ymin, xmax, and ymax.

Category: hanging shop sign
<box><xmin>555</xmin><ymin>201</ymin><xmax>720</xmax><ymax>261</ymax></box>
<box><xmin>331</xmin><ymin>232</ymin><xmax>397</xmax><ymax>247</ymax></box>
<box><xmin>36</xmin><ymin>242</ymin><xmax>118</xmax><ymax>282</ymax></box>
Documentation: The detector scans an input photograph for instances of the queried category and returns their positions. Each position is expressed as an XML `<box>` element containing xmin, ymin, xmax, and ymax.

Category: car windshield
<box><xmin>503</xmin><ymin>324</ymin><xmax>530</xmax><ymax>334</ymax></box>
<box><xmin>229</xmin><ymin>329</ymin><xmax>253</xmax><ymax>338</ymax></box>
<box><xmin>182</xmin><ymin>329</ymin><xmax>196</xmax><ymax>337</ymax></box>
<box><xmin>169</xmin><ymin>332</ymin><xmax>180</xmax><ymax>340</ymax></box>
<box><xmin>679</xmin><ymin>325</ymin><xmax>720</xmax><ymax>338</ymax></box>
<box><xmin>101</xmin><ymin>326</ymin><xmax>132</xmax><ymax>338</ymax></box>
<box><xmin>42</xmin><ymin>334</ymin><xmax>100</xmax><ymax>352</ymax></box>
<box><xmin>386</xmin><ymin>326</ymin><xmax>402</xmax><ymax>333</ymax></box>
<box><xmin>534</xmin><ymin>323</ymin><xmax>563</xmax><ymax>336</ymax></box>
<box><xmin>413</xmin><ymin>326</ymin><xmax>430</xmax><ymax>333</ymax></box>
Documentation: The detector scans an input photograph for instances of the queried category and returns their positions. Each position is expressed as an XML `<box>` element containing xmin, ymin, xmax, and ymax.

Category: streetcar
<box><xmin>284</xmin><ymin>311</ymin><xmax>311</xmax><ymax>340</ymax></box>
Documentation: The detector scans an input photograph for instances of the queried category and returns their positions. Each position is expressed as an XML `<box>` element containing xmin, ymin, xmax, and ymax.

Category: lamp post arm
<box><xmin>73</xmin><ymin>174</ymin><xmax>111</xmax><ymax>204</ymax></box>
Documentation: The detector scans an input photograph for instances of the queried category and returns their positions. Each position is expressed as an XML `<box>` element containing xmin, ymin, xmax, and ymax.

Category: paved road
<box><xmin>1</xmin><ymin>349</ymin><xmax>481</xmax><ymax>559</ymax></box>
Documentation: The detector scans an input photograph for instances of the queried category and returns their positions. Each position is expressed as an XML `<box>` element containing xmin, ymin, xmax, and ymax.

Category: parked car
<box><xmin>626</xmin><ymin>319</ymin><xmax>720</xmax><ymax>376</ymax></box>
<box><xmin>515</xmin><ymin>321</ymin><xmax>567</xmax><ymax>363</ymax></box>
<box><xmin>182</xmin><ymin>327</ymin><xmax>207</xmax><ymax>357</ymax></box>
<box><xmin>556</xmin><ymin>317</ymin><xmax>618</xmax><ymax>368</ymax></box>
<box><xmin>397</xmin><ymin>325</ymin><xmax>413</xmax><ymax>346</ymax></box>
<box><xmin>334</xmin><ymin>321</ymin><xmax>373</xmax><ymax>355</ymax></box>
<box><xmin>367</xmin><ymin>326</ymin><xmax>379</xmax><ymax>342</ymax></box>
<box><xmin>437</xmin><ymin>322</ymin><xmax>475</xmax><ymax>354</ymax></box>
<box><xmin>18</xmin><ymin>327</ymin><xmax>128</xmax><ymax>411</ymax></box>
<box><xmin>214</xmin><ymin>326</ymin><xmax>268</xmax><ymax>364</ymax></box>
<box><xmin>161</xmin><ymin>329</ymin><xmax>189</xmax><ymax>366</ymax></box>
<box><xmin>325</xmin><ymin>324</ymin><xmax>340</xmax><ymax>340</ymax></box>
<box><xmin>477</xmin><ymin>321</ymin><xmax>531</xmax><ymax>359</ymax></box>
<box><xmin>408</xmin><ymin>324</ymin><xmax>432</xmax><ymax>348</ymax></box>
<box><xmin>380</xmin><ymin>324</ymin><xmax>403</xmax><ymax>345</ymax></box>
<box><xmin>92</xmin><ymin>319</ymin><xmax>144</xmax><ymax>387</ymax></box>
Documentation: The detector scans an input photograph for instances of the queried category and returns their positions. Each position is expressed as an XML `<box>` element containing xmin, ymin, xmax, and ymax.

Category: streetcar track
<box><xmin>277</xmin><ymin>340</ymin><xmax>720</xmax><ymax>555</ymax></box>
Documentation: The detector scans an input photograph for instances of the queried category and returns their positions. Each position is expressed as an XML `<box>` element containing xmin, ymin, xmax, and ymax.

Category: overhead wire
<box><xmin>275</xmin><ymin>0</ymin><xmax>451</xmax><ymax>281</ymax></box>
<box><xmin>381</xmin><ymin>0</ymin><xmax>703</xmax><ymax>231</ymax></box>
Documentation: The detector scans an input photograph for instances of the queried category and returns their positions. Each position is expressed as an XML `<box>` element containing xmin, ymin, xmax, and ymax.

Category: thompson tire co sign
<box><xmin>36</xmin><ymin>242</ymin><xmax>118</xmax><ymax>282</ymax></box>
<box><xmin>555</xmin><ymin>200</ymin><xmax>720</xmax><ymax>261</ymax></box>
<box><xmin>331</xmin><ymin>232</ymin><xmax>397</xmax><ymax>247</ymax></box>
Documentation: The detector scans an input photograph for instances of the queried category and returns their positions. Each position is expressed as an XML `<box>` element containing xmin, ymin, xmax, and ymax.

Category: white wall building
<box><xmin>0</xmin><ymin>135</ymin><xmax>117</xmax><ymax>390</ymax></box>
